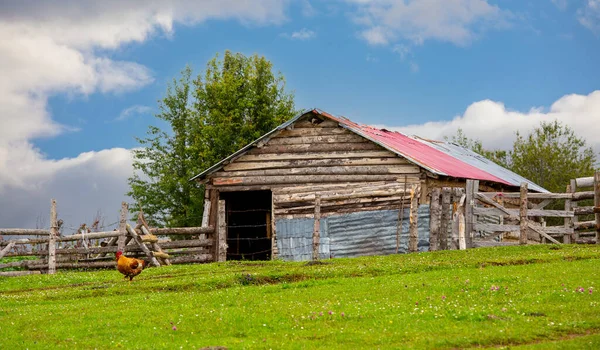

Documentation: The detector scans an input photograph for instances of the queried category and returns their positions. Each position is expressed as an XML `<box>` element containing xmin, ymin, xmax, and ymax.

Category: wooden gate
<box><xmin>429</xmin><ymin>172</ymin><xmax>600</xmax><ymax>249</ymax></box>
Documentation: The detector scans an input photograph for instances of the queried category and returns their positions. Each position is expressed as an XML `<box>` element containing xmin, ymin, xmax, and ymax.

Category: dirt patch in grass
<box><xmin>237</xmin><ymin>273</ymin><xmax>308</xmax><ymax>286</ymax></box>
<box><xmin>304</xmin><ymin>260</ymin><xmax>330</xmax><ymax>266</ymax></box>
<box><xmin>480</xmin><ymin>259</ymin><xmax>543</xmax><ymax>267</ymax></box>
<box><xmin>480</xmin><ymin>328</ymin><xmax>600</xmax><ymax>348</ymax></box>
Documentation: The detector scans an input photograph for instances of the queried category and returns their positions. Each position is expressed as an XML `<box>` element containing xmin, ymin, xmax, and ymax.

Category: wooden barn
<box><xmin>191</xmin><ymin>109</ymin><xmax>547</xmax><ymax>261</ymax></box>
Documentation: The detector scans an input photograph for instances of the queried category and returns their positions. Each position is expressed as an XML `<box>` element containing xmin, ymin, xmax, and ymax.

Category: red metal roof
<box><xmin>314</xmin><ymin>109</ymin><xmax>513</xmax><ymax>186</ymax></box>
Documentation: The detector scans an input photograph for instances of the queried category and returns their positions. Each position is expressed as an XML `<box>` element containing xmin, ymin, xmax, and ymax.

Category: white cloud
<box><xmin>282</xmin><ymin>28</ymin><xmax>317</xmax><ymax>40</ymax></box>
<box><xmin>0</xmin><ymin>148</ymin><xmax>134</xmax><ymax>230</ymax></box>
<box><xmin>376</xmin><ymin>91</ymin><xmax>600</xmax><ymax>155</ymax></box>
<box><xmin>117</xmin><ymin>105</ymin><xmax>154</xmax><ymax>121</ymax></box>
<box><xmin>392</xmin><ymin>44</ymin><xmax>412</xmax><ymax>60</ymax></box>
<box><xmin>0</xmin><ymin>0</ymin><xmax>289</xmax><ymax>228</ymax></box>
<box><xmin>345</xmin><ymin>0</ymin><xmax>512</xmax><ymax>46</ymax></box>
<box><xmin>578</xmin><ymin>0</ymin><xmax>600</xmax><ymax>34</ymax></box>
<box><xmin>292</xmin><ymin>28</ymin><xmax>317</xmax><ymax>40</ymax></box>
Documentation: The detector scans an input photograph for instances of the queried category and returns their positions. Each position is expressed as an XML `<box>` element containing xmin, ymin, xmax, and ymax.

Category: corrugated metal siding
<box><xmin>275</xmin><ymin>206</ymin><xmax>431</xmax><ymax>261</ymax></box>
<box><xmin>275</xmin><ymin>217</ymin><xmax>330</xmax><ymax>261</ymax></box>
<box><xmin>326</xmin><ymin>210</ymin><xmax>400</xmax><ymax>258</ymax></box>
<box><xmin>417</xmin><ymin>204</ymin><xmax>430</xmax><ymax>252</ymax></box>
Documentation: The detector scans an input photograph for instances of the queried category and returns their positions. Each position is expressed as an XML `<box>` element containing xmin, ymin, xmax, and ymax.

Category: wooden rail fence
<box><xmin>429</xmin><ymin>171</ymin><xmax>600</xmax><ymax>250</ymax></box>
<box><xmin>2</xmin><ymin>172</ymin><xmax>599</xmax><ymax>274</ymax></box>
<box><xmin>0</xmin><ymin>201</ymin><xmax>219</xmax><ymax>276</ymax></box>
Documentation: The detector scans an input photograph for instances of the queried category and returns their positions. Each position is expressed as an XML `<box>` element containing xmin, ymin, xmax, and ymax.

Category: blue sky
<box><xmin>1</xmin><ymin>0</ymin><xmax>599</xmax><ymax>228</ymax></box>
<box><xmin>38</xmin><ymin>0</ymin><xmax>600</xmax><ymax>158</ymax></box>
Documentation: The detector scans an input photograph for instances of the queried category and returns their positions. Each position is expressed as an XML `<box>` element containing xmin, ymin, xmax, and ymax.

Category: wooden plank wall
<box><xmin>207</xmin><ymin>117</ymin><xmax>423</xmax><ymax>218</ymax></box>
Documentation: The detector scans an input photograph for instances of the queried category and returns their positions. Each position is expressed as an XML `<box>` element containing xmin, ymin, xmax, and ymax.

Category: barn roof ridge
<box><xmin>189</xmin><ymin>108</ymin><xmax>548</xmax><ymax>193</ymax></box>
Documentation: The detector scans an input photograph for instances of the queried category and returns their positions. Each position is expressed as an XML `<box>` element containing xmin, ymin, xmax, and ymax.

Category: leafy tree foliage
<box><xmin>510</xmin><ymin>121</ymin><xmax>596</xmax><ymax>193</ymax></box>
<box><xmin>128</xmin><ymin>51</ymin><xmax>296</xmax><ymax>227</ymax></box>
<box><xmin>446</xmin><ymin>121</ymin><xmax>597</xmax><ymax>192</ymax></box>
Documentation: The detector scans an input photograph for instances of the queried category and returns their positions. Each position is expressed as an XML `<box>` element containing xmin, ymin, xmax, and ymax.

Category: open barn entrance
<box><xmin>220</xmin><ymin>190</ymin><xmax>272</xmax><ymax>261</ymax></box>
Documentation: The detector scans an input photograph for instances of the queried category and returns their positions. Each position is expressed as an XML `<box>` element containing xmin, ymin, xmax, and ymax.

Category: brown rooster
<box><xmin>115</xmin><ymin>251</ymin><xmax>147</xmax><ymax>282</ymax></box>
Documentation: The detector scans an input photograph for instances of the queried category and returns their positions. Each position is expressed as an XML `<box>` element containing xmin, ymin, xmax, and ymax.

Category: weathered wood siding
<box><xmin>208</xmin><ymin>116</ymin><xmax>422</xmax><ymax>217</ymax></box>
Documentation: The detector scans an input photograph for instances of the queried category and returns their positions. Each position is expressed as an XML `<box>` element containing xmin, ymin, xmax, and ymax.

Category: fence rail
<box><xmin>0</xmin><ymin>200</ymin><xmax>217</xmax><ymax>276</ymax></box>
<box><xmin>2</xmin><ymin>172</ymin><xmax>599</xmax><ymax>275</ymax></box>
<box><xmin>428</xmin><ymin>172</ymin><xmax>599</xmax><ymax>250</ymax></box>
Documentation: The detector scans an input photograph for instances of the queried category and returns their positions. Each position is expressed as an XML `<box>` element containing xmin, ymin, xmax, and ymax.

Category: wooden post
<box><xmin>0</xmin><ymin>242</ymin><xmax>15</xmax><ymax>259</ymax></box>
<box><xmin>440</xmin><ymin>187</ymin><xmax>451</xmax><ymax>250</ymax></box>
<box><xmin>396</xmin><ymin>176</ymin><xmax>407</xmax><ymax>253</ymax></box>
<box><xmin>429</xmin><ymin>188</ymin><xmax>441</xmax><ymax>251</ymax></box>
<box><xmin>48</xmin><ymin>199</ymin><xmax>57</xmax><ymax>274</ymax></box>
<box><xmin>570</xmin><ymin>179</ymin><xmax>579</xmax><ymax>242</ymax></box>
<box><xmin>139</xmin><ymin>224</ymin><xmax>171</xmax><ymax>266</ymax></box>
<box><xmin>452</xmin><ymin>188</ymin><xmax>466</xmax><ymax>250</ymax></box>
<box><xmin>519</xmin><ymin>183</ymin><xmax>528</xmax><ymax>245</ymax></box>
<box><xmin>209</xmin><ymin>189</ymin><xmax>219</xmax><ymax>259</ymax></box>
<box><xmin>126</xmin><ymin>224</ymin><xmax>160</xmax><ymax>267</ymax></box>
<box><xmin>271</xmin><ymin>192</ymin><xmax>277</xmax><ymax>260</ymax></box>
<box><xmin>200</xmin><ymin>188</ymin><xmax>211</xmax><ymax>242</ymax></box>
<box><xmin>217</xmin><ymin>200</ymin><xmax>227</xmax><ymax>262</ymax></box>
<box><xmin>465</xmin><ymin>180</ymin><xmax>478</xmax><ymax>248</ymax></box>
<box><xmin>117</xmin><ymin>202</ymin><xmax>128</xmax><ymax>252</ymax></box>
<box><xmin>595</xmin><ymin>172</ymin><xmax>600</xmax><ymax>244</ymax></box>
<box><xmin>312</xmin><ymin>195</ymin><xmax>321</xmax><ymax>261</ymax></box>
<box><xmin>564</xmin><ymin>184</ymin><xmax>572</xmax><ymax>244</ymax></box>
<box><xmin>451</xmin><ymin>188</ymin><xmax>464</xmax><ymax>250</ymax></box>
<box><xmin>409</xmin><ymin>184</ymin><xmax>420</xmax><ymax>253</ymax></box>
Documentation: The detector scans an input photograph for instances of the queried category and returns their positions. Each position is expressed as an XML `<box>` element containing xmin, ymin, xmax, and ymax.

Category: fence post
<box><xmin>200</xmin><ymin>188</ymin><xmax>211</xmax><ymax>243</ymax></box>
<box><xmin>564</xmin><ymin>184</ymin><xmax>572</xmax><ymax>244</ymax></box>
<box><xmin>429</xmin><ymin>188</ymin><xmax>441</xmax><ymax>251</ymax></box>
<box><xmin>409</xmin><ymin>184</ymin><xmax>420</xmax><ymax>253</ymax></box>
<box><xmin>594</xmin><ymin>172</ymin><xmax>600</xmax><ymax>244</ymax></box>
<box><xmin>48</xmin><ymin>199</ymin><xmax>57</xmax><ymax>274</ymax></box>
<box><xmin>396</xmin><ymin>176</ymin><xmax>408</xmax><ymax>253</ymax></box>
<box><xmin>570</xmin><ymin>179</ymin><xmax>579</xmax><ymax>242</ymax></box>
<box><xmin>117</xmin><ymin>202</ymin><xmax>128</xmax><ymax>253</ymax></box>
<box><xmin>519</xmin><ymin>183</ymin><xmax>528</xmax><ymax>245</ymax></box>
<box><xmin>312</xmin><ymin>195</ymin><xmax>321</xmax><ymax>261</ymax></box>
<box><xmin>465</xmin><ymin>180</ymin><xmax>478</xmax><ymax>248</ymax></box>
<box><xmin>271</xmin><ymin>194</ymin><xmax>278</xmax><ymax>260</ymax></box>
<box><xmin>217</xmin><ymin>199</ymin><xmax>227</xmax><ymax>262</ymax></box>
<box><xmin>440</xmin><ymin>187</ymin><xmax>451</xmax><ymax>250</ymax></box>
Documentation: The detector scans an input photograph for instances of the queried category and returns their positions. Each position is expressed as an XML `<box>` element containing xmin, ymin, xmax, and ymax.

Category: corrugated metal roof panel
<box><xmin>314</xmin><ymin>109</ymin><xmax>546</xmax><ymax>192</ymax></box>
<box><xmin>316</xmin><ymin>110</ymin><xmax>512</xmax><ymax>186</ymax></box>
<box><xmin>414</xmin><ymin>137</ymin><xmax>549</xmax><ymax>193</ymax></box>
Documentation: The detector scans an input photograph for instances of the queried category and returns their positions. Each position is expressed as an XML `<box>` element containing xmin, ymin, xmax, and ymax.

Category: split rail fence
<box><xmin>2</xmin><ymin>172</ymin><xmax>599</xmax><ymax>274</ymax></box>
<box><xmin>428</xmin><ymin>172</ymin><xmax>600</xmax><ymax>251</ymax></box>
<box><xmin>0</xmin><ymin>201</ymin><xmax>227</xmax><ymax>276</ymax></box>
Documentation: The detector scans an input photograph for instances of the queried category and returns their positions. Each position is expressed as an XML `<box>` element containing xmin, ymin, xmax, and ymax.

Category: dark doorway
<box><xmin>220</xmin><ymin>190</ymin><xmax>272</xmax><ymax>261</ymax></box>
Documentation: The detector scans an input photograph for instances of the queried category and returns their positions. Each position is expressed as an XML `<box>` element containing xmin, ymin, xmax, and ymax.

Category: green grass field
<box><xmin>1</xmin><ymin>244</ymin><xmax>599</xmax><ymax>349</ymax></box>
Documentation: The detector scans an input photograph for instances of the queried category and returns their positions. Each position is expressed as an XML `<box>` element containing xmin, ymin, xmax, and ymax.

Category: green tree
<box><xmin>510</xmin><ymin>121</ymin><xmax>596</xmax><ymax>193</ymax></box>
<box><xmin>446</xmin><ymin>122</ymin><xmax>597</xmax><ymax>193</ymax></box>
<box><xmin>128</xmin><ymin>66</ymin><xmax>204</xmax><ymax>227</ymax></box>
<box><xmin>194</xmin><ymin>51</ymin><xmax>295</xmax><ymax>168</ymax></box>
<box><xmin>128</xmin><ymin>51</ymin><xmax>296</xmax><ymax>227</ymax></box>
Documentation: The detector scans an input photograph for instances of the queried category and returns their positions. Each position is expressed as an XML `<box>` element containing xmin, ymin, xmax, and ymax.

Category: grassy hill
<box><xmin>1</xmin><ymin>245</ymin><xmax>600</xmax><ymax>349</ymax></box>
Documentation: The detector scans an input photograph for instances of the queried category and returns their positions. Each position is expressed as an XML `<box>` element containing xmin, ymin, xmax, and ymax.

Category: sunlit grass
<box><xmin>0</xmin><ymin>244</ymin><xmax>599</xmax><ymax>349</ymax></box>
